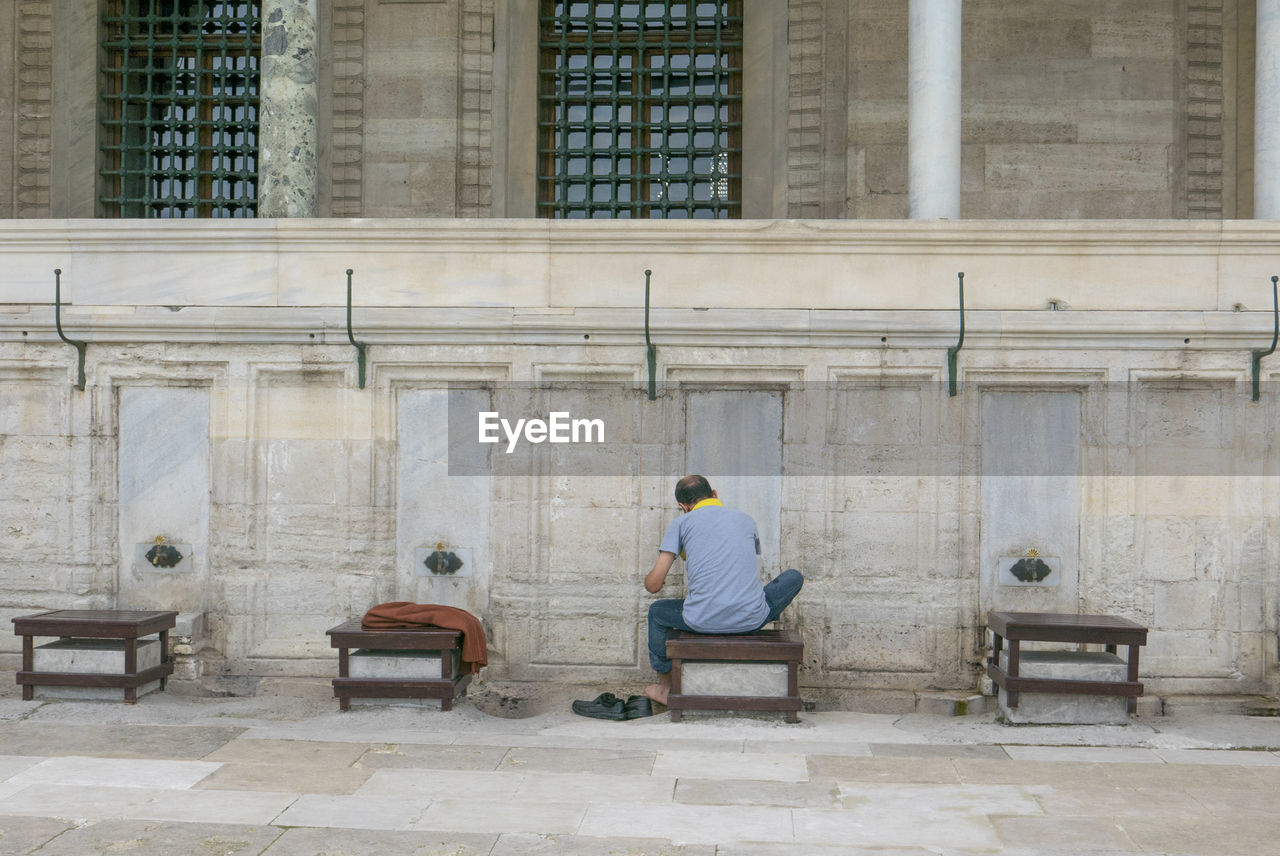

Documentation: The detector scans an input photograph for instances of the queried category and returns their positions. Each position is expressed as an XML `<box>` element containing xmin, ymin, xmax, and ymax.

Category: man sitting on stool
<box><xmin>644</xmin><ymin>474</ymin><xmax>804</xmax><ymax>706</ymax></box>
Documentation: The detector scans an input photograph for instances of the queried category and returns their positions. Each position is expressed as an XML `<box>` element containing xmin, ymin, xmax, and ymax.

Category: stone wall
<box><xmin>846</xmin><ymin>0</ymin><xmax>1190</xmax><ymax>218</ymax></box>
<box><xmin>0</xmin><ymin>220</ymin><xmax>1277</xmax><ymax>702</ymax></box>
<box><xmin>0</xmin><ymin>1</ymin><xmax>1252</xmax><ymax>219</ymax></box>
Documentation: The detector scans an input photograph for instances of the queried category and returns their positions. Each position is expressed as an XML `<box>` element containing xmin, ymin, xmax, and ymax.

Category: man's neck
<box><xmin>689</xmin><ymin>497</ymin><xmax>723</xmax><ymax>512</ymax></box>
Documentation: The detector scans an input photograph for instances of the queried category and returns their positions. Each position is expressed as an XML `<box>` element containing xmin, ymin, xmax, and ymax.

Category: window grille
<box><xmin>537</xmin><ymin>1</ymin><xmax>743</xmax><ymax>219</ymax></box>
<box><xmin>100</xmin><ymin>1</ymin><xmax>261</xmax><ymax>218</ymax></box>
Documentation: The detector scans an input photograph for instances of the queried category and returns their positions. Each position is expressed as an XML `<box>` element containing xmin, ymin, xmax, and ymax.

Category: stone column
<box><xmin>907</xmin><ymin>0</ymin><xmax>962</xmax><ymax>219</ymax></box>
<box><xmin>1258</xmin><ymin>0</ymin><xmax>1280</xmax><ymax>218</ymax></box>
<box><xmin>259</xmin><ymin>0</ymin><xmax>319</xmax><ymax>217</ymax></box>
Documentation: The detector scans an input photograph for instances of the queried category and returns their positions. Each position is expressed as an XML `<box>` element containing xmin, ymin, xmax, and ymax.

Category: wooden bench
<box><xmin>325</xmin><ymin>619</ymin><xmax>469</xmax><ymax>711</ymax></box>
<box><xmin>986</xmin><ymin>610</ymin><xmax>1147</xmax><ymax>714</ymax></box>
<box><xmin>13</xmin><ymin>609</ymin><xmax>177</xmax><ymax>704</ymax></box>
<box><xmin>666</xmin><ymin>629</ymin><xmax>803</xmax><ymax>723</ymax></box>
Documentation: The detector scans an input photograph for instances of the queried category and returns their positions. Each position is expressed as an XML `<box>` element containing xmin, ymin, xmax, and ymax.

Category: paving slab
<box><xmin>5</xmin><ymin>756</ymin><xmax>221</xmax><ymax>790</ymax></box>
<box><xmin>0</xmin><ymin>783</ymin><xmax>298</xmax><ymax>825</ymax></box>
<box><xmin>488</xmin><ymin>832</ymin><xmax>716</xmax><ymax>855</ymax></box>
<box><xmin>194</xmin><ymin>760</ymin><xmax>374</xmax><ymax>794</ymax></box>
<box><xmin>511</xmin><ymin>770</ymin><xmax>677</xmax><ymax>803</ymax></box>
<box><xmin>271</xmin><ymin>794</ymin><xmax>427</xmax><ymax>830</ymax></box>
<box><xmin>356</xmin><ymin>768</ymin><xmax>523</xmax><ymax>801</ymax></box>
<box><xmin>354</xmin><ymin>742</ymin><xmax>509</xmax><ymax>771</ymax></box>
<box><xmin>1001</xmin><ymin>745</ymin><xmax>1163</xmax><ymax>764</ymax></box>
<box><xmin>202</xmin><ymin>736</ymin><xmax>371</xmax><ymax>767</ymax></box>
<box><xmin>868</xmin><ymin>742</ymin><xmax>1010</xmax><ymax>759</ymax></box>
<box><xmin>990</xmin><ymin>813</ymin><xmax>1137</xmax><ymax>851</ymax></box>
<box><xmin>1120</xmin><ymin>812</ymin><xmax>1280</xmax><ymax>855</ymax></box>
<box><xmin>1032</xmin><ymin>783</ymin><xmax>1208</xmax><ymax>818</ymax></box>
<box><xmin>0</xmin><ymin>814</ymin><xmax>78</xmax><ymax>855</ymax></box>
<box><xmin>807</xmin><ymin>754</ymin><xmax>963</xmax><ymax>784</ymax></box>
<box><xmin>18</xmin><ymin>819</ymin><xmax>284</xmax><ymax>856</ymax></box>
<box><xmin>0</xmin><ymin>756</ymin><xmax>42</xmax><ymax>782</ymax></box>
<box><xmin>796</xmin><ymin>782</ymin><xmax>1041</xmax><ymax>850</ymax></box>
<box><xmin>952</xmin><ymin>758</ymin><xmax>1112</xmax><ymax>786</ymax></box>
<box><xmin>497</xmin><ymin>745</ymin><xmax>656</xmax><ymax>775</ymax></box>
<box><xmin>413</xmin><ymin>798</ymin><xmax>587</xmax><ymax>835</ymax></box>
<box><xmin>579</xmin><ymin>801</ymin><xmax>794</xmax><ymax>846</ymax></box>
<box><xmin>652</xmin><ymin>749</ymin><xmax>809</xmax><ymax>782</ymax></box>
<box><xmin>674</xmin><ymin>776</ymin><xmax>840</xmax><ymax>809</ymax></box>
<box><xmin>1154</xmin><ymin>747</ymin><xmax>1280</xmax><ymax>765</ymax></box>
<box><xmin>0</xmin><ymin>722</ymin><xmax>244</xmax><ymax>759</ymax></box>
<box><xmin>263</xmin><ymin>826</ymin><xmax>497</xmax><ymax>855</ymax></box>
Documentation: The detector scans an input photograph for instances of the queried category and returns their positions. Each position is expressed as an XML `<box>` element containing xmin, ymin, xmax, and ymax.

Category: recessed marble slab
<box><xmin>652</xmin><ymin>750</ymin><xmax>808</xmax><ymax>783</ymax></box>
<box><xmin>997</xmin><ymin>650</ymin><xmax>1131</xmax><ymax>725</ymax></box>
<box><xmin>412</xmin><ymin>798</ymin><xmax>586</xmax><ymax>835</ymax></box>
<box><xmin>578</xmin><ymin>801</ymin><xmax>793</xmax><ymax>846</ymax></box>
<box><xmin>681</xmin><ymin>662</ymin><xmax>789</xmax><ymax>698</ymax></box>
<box><xmin>5</xmin><ymin>756</ymin><xmax>220</xmax><ymax>789</ymax></box>
<box><xmin>31</xmin><ymin>639</ymin><xmax>163</xmax><ymax>701</ymax></box>
<box><xmin>271</xmin><ymin>794</ymin><xmax>426</xmax><ymax>830</ymax></box>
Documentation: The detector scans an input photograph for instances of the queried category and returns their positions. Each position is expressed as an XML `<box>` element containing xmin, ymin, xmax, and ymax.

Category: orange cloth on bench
<box><xmin>361</xmin><ymin>603</ymin><xmax>489</xmax><ymax>674</ymax></box>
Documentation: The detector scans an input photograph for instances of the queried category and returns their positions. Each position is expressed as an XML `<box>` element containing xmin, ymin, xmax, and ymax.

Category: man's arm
<box><xmin>645</xmin><ymin>551</ymin><xmax>677</xmax><ymax>593</ymax></box>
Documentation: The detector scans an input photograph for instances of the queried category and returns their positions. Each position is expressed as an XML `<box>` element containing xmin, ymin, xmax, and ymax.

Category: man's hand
<box><xmin>645</xmin><ymin>551</ymin><xmax>677</xmax><ymax>593</ymax></box>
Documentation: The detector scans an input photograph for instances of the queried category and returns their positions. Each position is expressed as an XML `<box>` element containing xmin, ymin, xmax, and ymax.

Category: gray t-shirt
<box><xmin>658</xmin><ymin>503</ymin><xmax>769</xmax><ymax>633</ymax></box>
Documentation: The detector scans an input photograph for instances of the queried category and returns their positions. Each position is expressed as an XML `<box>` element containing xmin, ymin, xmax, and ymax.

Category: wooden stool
<box><xmin>325</xmin><ymin>619</ymin><xmax>468</xmax><ymax>711</ymax></box>
<box><xmin>666</xmin><ymin>629</ymin><xmax>803</xmax><ymax>723</ymax></box>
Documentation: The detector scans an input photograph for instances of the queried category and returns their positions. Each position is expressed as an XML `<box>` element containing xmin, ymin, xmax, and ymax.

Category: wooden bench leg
<box><xmin>21</xmin><ymin>635</ymin><xmax>33</xmax><ymax>701</ymax></box>
<box><xmin>1006</xmin><ymin>639</ymin><xmax>1020</xmax><ymax>709</ymax></box>
<box><xmin>124</xmin><ymin>638</ymin><xmax>138</xmax><ymax>704</ymax></box>
<box><xmin>338</xmin><ymin>647</ymin><xmax>350</xmax><ymax>711</ymax></box>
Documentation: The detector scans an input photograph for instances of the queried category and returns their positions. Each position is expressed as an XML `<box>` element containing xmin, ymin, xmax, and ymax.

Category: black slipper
<box><xmin>623</xmin><ymin>695</ymin><xmax>654</xmax><ymax>719</ymax></box>
<box><xmin>571</xmin><ymin>693</ymin><xmax>626</xmax><ymax>720</ymax></box>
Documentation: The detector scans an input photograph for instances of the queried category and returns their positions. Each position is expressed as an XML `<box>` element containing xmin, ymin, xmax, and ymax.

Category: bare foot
<box><xmin>643</xmin><ymin>682</ymin><xmax>669</xmax><ymax>705</ymax></box>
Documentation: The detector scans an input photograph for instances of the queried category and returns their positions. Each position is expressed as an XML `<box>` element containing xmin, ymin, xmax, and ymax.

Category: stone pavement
<box><xmin>1</xmin><ymin>686</ymin><xmax>1278</xmax><ymax>855</ymax></box>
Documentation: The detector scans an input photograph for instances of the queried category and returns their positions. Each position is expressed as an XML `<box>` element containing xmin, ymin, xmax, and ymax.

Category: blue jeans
<box><xmin>646</xmin><ymin>568</ymin><xmax>804</xmax><ymax>674</ymax></box>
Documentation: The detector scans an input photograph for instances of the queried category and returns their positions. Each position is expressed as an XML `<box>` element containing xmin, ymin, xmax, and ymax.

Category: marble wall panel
<box><xmin>397</xmin><ymin>388</ymin><xmax>490</xmax><ymax>614</ymax></box>
<box><xmin>979</xmin><ymin>391</ymin><xmax>1081</xmax><ymax>615</ymax></box>
<box><xmin>686</xmin><ymin>389</ymin><xmax>783</xmax><ymax>576</ymax></box>
<box><xmin>117</xmin><ymin>387</ymin><xmax>210</xmax><ymax>611</ymax></box>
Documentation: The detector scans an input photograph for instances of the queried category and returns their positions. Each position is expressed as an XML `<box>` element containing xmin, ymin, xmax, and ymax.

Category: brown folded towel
<box><xmin>361</xmin><ymin>602</ymin><xmax>489</xmax><ymax>675</ymax></box>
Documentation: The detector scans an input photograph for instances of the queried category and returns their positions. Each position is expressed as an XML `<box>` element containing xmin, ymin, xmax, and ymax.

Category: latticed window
<box><xmin>538</xmin><ymin>1</ymin><xmax>743</xmax><ymax>218</ymax></box>
<box><xmin>100</xmin><ymin>1</ymin><xmax>260</xmax><ymax>218</ymax></box>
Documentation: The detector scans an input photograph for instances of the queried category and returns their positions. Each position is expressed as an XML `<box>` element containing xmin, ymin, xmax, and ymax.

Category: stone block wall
<box><xmin>0</xmin><ymin>1</ymin><xmax>1255</xmax><ymax>219</ymax></box>
<box><xmin>845</xmin><ymin>0</ymin><xmax>1189</xmax><ymax>218</ymax></box>
<box><xmin>0</xmin><ymin>220</ymin><xmax>1277</xmax><ymax>701</ymax></box>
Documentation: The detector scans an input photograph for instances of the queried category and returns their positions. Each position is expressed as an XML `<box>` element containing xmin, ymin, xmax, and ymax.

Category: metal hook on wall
<box><xmin>946</xmin><ymin>271</ymin><xmax>965</xmax><ymax>397</ymax></box>
<box><xmin>644</xmin><ymin>268</ymin><xmax>657</xmax><ymax>401</ymax></box>
<box><xmin>53</xmin><ymin>269</ymin><xmax>87</xmax><ymax>391</ymax></box>
<box><xmin>346</xmin><ymin>269</ymin><xmax>367</xmax><ymax>390</ymax></box>
<box><xmin>1251</xmin><ymin>274</ymin><xmax>1278</xmax><ymax>403</ymax></box>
